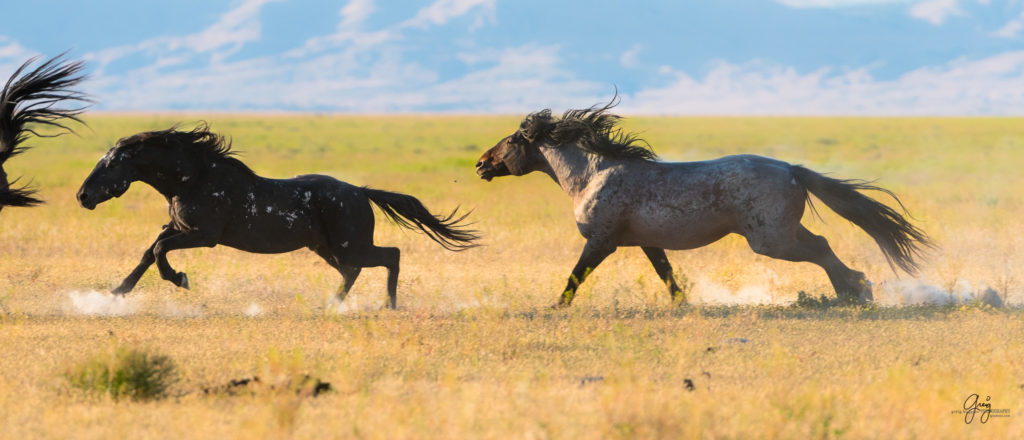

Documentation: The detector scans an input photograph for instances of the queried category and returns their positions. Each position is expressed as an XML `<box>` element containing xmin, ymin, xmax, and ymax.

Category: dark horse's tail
<box><xmin>363</xmin><ymin>187</ymin><xmax>480</xmax><ymax>251</ymax></box>
<box><xmin>0</xmin><ymin>184</ymin><xmax>43</xmax><ymax>207</ymax></box>
<box><xmin>790</xmin><ymin>165</ymin><xmax>933</xmax><ymax>275</ymax></box>
<box><xmin>0</xmin><ymin>54</ymin><xmax>89</xmax><ymax>208</ymax></box>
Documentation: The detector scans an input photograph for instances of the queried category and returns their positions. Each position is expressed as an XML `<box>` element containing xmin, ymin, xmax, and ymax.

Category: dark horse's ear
<box><xmin>518</xmin><ymin>109</ymin><xmax>553</xmax><ymax>144</ymax></box>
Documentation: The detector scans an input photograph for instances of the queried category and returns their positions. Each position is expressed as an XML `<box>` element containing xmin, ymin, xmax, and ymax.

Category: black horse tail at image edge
<box><xmin>1</xmin><ymin>54</ymin><xmax>89</xmax><ymax>162</ymax></box>
<box><xmin>362</xmin><ymin>187</ymin><xmax>480</xmax><ymax>251</ymax></box>
<box><xmin>789</xmin><ymin>165</ymin><xmax>934</xmax><ymax>275</ymax></box>
<box><xmin>0</xmin><ymin>185</ymin><xmax>42</xmax><ymax>207</ymax></box>
<box><xmin>0</xmin><ymin>53</ymin><xmax>90</xmax><ymax>209</ymax></box>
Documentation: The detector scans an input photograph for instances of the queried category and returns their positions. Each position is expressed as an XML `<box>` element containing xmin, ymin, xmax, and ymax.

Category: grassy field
<box><xmin>0</xmin><ymin>115</ymin><xmax>1022</xmax><ymax>438</ymax></box>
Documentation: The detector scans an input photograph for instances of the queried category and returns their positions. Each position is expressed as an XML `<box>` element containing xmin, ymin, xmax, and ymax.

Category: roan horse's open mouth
<box><xmin>476</xmin><ymin>165</ymin><xmax>494</xmax><ymax>181</ymax></box>
<box><xmin>475</xmin><ymin>159</ymin><xmax>507</xmax><ymax>182</ymax></box>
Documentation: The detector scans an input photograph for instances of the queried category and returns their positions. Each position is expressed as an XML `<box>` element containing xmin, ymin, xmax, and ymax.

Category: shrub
<box><xmin>795</xmin><ymin>291</ymin><xmax>833</xmax><ymax>309</ymax></box>
<box><xmin>66</xmin><ymin>346</ymin><xmax>178</xmax><ymax>401</ymax></box>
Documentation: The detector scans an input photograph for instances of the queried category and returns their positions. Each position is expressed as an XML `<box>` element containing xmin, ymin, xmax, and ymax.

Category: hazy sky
<box><xmin>3</xmin><ymin>0</ymin><xmax>1024</xmax><ymax>114</ymax></box>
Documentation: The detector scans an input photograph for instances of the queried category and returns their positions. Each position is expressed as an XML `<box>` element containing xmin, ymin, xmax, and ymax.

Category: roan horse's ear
<box><xmin>518</xmin><ymin>109</ymin><xmax>553</xmax><ymax>143</ymax></box>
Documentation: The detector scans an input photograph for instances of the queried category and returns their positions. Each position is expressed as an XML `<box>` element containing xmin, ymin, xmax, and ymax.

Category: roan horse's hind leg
<box><xmin>641</xmin><ymin>247</ymin><xmax>687</xmax><ymax>304</ymax></box>
<box><xmin>747</xmin><ymin>225</ymin><xmax>872</xmax><ymax>303</ymax></box>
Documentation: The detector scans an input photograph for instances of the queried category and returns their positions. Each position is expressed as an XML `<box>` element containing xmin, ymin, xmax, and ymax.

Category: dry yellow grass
<box><xmin>0</xmin><ymin>115</ymin><xmax>1021</xmax><ymax>438</ymax></box>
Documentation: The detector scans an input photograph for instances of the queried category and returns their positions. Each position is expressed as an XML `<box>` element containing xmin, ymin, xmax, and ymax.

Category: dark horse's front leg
<box><xmin>112</xmin><ymin>227</ymin><xmax>181</xmax><ymax>294</ymax></box>
<box><xmin>152</xmin><ymin>230</ymin><xmax>217</xmax><ymax>290</ymax></box>
<box><xmin>557</xmin><ymin>240</ymin><xmax>616</xmax><ymax>307</ymax></box>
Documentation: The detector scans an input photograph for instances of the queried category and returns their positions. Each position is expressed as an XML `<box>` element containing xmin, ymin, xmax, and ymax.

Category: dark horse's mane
<box><xmin>117</xmin><ymin>123</ymin><xmax>257</xmax><ymax>177</ymax></box>
<box><xmin>517</xmin><ymin>94</ymin><xmax>657</xmax><ymax>161</ymax></box>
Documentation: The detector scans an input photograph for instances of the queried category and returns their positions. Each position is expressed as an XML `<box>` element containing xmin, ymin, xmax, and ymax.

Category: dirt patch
<box><xmin>202</xmin><ymin>375</ymin><xmax>332</xmax><ymax>397</ymax></box>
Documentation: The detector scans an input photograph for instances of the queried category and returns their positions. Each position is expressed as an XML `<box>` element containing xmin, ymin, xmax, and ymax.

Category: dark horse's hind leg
<box><xmin>337</xmin><ymin>265</ymin><xmax>362</xmax><ymax>301</ymax></box>
<box><xmin>558</xmin><ymin>240</ymin><xmax>616</xmax><ymax>307</ymax></box>
<box><xmin>112</xmin><ymin>228</ymin><xmax>181</xmax><ymax>294</ymax></box>
<box><xmin>313</xmin><ymin>248</ymin><xmax>362</xmax><ymax>301</ymax></box>
<box><xmin>336</xmin><ymin>246</ymin><xmax>400</xmax><ymax>309</ymax></box>
<box><xmin>747</xmin><ymin>226</ymin><xmax>872</xmax><ymax>303</ymax></box>
<box><xmin>641</xmin><ymin>247</ymin><xmax>687</xmax><ymax>304</ymax></box>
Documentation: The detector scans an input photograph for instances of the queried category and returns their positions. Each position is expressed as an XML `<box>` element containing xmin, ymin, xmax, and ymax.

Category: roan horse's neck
<box><xmin>537</xmin><ymin>144</ymin><xmax>609</xmax><ymax>202</ymax></box>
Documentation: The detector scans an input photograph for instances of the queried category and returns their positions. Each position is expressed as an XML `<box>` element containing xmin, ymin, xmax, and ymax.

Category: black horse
<box><xmin>1</xmin><ymin>55</ymin><xmax>88</xmax><ymax>210</ymax></box>
<box><xmin>77</xmin><ymin>124</ymin><xmax>478</xmax><ymax>308</ymax></box>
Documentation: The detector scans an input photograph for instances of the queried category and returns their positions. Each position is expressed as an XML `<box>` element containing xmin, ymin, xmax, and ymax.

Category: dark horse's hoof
<box><xmin>111</xmin><ymin>284</ymin><xmax>131</xmax><ymax>295</ymax></box>
<box><xmin>847</xmin><ymin>271</ymin><xmax>873</xmax><ymax>303</ymax></box>
<box><xmin>857</xmin><ymin>279</ymin><xmax>874</xmax><ymax>303</ymax></box>
<box><xmin>178</xmin><ymin>273</ymin><xmax>190</xmax><ymax>290</ymax></box>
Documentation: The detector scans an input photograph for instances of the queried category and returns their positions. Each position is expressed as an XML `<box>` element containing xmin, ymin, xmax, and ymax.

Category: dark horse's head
<box><xmin>78</xmin><ymin>124</ymin><xmax>229</xmax><ymax>209</ymax></box>
<box><xmin>476</xmin><ymin>94</ymin><xmax>655</xmax><ymax>181</ymax></box>
<box><xmin>77</xmin><ymin>141</ymin><xmax>139</xmax><ymax>210</ymax></box>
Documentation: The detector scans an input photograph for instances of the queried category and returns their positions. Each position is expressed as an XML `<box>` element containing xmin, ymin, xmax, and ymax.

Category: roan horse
<box><xmin>476</xmin><ymin>99</ymin><xmax>932</xmax><ymax>307</ymax></box>
<box><xmin>77</xmin><ymin>124</ymin><xmax>478</xmax><ymax>308</ymax></box>
<box><xmin>1</xmin><ymin>55</ymin><xmax>88</xmax><ymax>211</ymax></box>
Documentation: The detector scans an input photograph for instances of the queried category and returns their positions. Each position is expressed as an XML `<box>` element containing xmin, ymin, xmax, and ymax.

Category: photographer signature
<box><xmin>962</xmin><ymin>393</ymin><xmax>991</xmax><ymax>424</ymax></box>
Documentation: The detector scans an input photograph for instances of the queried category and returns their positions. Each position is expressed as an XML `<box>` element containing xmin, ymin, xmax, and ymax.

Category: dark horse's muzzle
<box><xmin>76</xmin><ymin>188</ymin><xmax>98</xmax><ymax>210</ymax></box>
<box><xmin>76</xmin><ymin>182</ymin><xmax>127</xmax><ymax>210</ymax></box>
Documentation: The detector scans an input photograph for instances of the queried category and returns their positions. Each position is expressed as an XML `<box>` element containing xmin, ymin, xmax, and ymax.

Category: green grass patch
<box><xmin>66</xmin><ymin>345</ymin><xmax>178</xmax><ymax>401</ymax></box>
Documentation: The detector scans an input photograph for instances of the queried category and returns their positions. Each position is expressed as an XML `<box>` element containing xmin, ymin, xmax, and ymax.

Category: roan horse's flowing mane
<box><xmin>115</xmin><ymin>123</ymin><xmax>257</xmax><ymax>177</ymax></box>
<box><xmin>517</xmin><ymin>96</ymin><xmax>657</xmax><ymax>161</ymax></box>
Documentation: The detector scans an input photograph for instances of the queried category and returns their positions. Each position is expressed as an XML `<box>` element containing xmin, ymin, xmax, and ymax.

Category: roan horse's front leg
<box><xmin>641</xmin><ymin>247</ymin><xmax>688</xmax><ymax>304</ymax></box>
<box><xmin>152</xmin><ymin>231</ymin><xmax>217</xmax><ymax>290</ymax></box>
<box><xmin>112</xmin><ymin>227</ymin><xmax>181</xmax><ymax>294</ymax></box>
<box><xmin>557</xmin><ymin>240</ymin><xmax>616</xmax><ymax>307</ymax></box>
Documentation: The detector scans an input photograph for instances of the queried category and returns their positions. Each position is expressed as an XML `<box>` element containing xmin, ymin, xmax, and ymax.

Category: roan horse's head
<box><xmin>476</xmin><ymin>110</ymin><xmax>553</xmax><ymax>181</ymax></box>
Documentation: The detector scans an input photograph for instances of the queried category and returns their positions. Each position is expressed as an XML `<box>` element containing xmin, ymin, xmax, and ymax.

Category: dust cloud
<box><xmin>67</xmin><ymin>290</ymin><xmax>139</xmax><ymax>316</ymax></box>
<box><xmin>690</xmin><ymin>277</ymin><xmax>1007</xmax><ymax>306</ymax></box>
<box><xmin>244</xmin><ymin>303</ymin><xmax>263</xmax><ymax>317</ymax></box>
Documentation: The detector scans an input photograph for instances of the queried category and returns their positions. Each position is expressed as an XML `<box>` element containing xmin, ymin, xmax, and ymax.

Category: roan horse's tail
<box><xmin>362</xmin><ymin>188</ymin><xmax>480</xmax><ymax>251</ymax></box>
<box><xmin>790</xmin><ymin>165</ymin><xmax>933</xmax><ymax>275</ymax></box>
<box><xmin>0</xmin><ymin>54</ymin><xmax>89</xmax><ymax>208</ymax></box>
